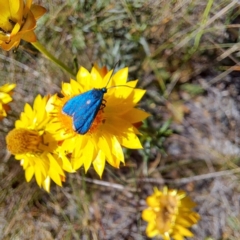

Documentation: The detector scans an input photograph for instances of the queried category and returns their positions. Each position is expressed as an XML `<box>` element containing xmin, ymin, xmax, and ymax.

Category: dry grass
<box><xmin>1</xmin><ymin>0</ymin><xmax>240</xmax><ymax>239</ymax></box>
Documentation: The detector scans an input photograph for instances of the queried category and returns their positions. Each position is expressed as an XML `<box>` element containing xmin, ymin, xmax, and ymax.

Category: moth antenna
<box><xmin>105</xmin><ymin>60</ymin><xmax>120</xmax><ymax>88</ymax></box>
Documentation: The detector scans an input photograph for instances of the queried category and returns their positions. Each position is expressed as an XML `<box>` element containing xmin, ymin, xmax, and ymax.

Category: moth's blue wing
<box><xmin>62</xmin><ymin>89</ymin><xmax>105</xmax><ymax>134</ymax></box>
<box><xmin>73</xmin><ymin>89</ymin><xmax>105</xmax><ymax>134</ymax></box>
<box><xmin>62</xmin><ymin>90</ymin><xmax>94</xmax><ymax>116</ymax></box>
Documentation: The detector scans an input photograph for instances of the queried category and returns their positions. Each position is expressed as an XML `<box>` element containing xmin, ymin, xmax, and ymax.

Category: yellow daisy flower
<box><xmin>0</xmin><ymin>0</ymin><xmax>46</xmax><ymax>51</ymax></box>
<box><xmin>47</xmin><ymin>65</ymin><xmax>149</xmax><ymax>177</ymax></box>
<box><xmin>142</xmin><ymin>186</ymin><xmax>200</xmax><ymax>240</ymax></box>
<box><xmin>0</xmin><ymin>83</ymin><xmax>16</xmax><ymax>120</ymax></box>
<box><xmin>6</xmin><ymin>95</ymin><xmax>73</xmax><ymax>192</ymax></box>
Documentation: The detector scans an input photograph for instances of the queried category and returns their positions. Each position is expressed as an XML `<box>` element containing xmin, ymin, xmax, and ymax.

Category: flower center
<box><xmin>155</xmin><ymin>195</ymin><xmax>178</xmax><ymax>234</ymax></box>
<box><xmin>6</xmin><ymin>128</ymin><xmax>42</xmax><ymax>154</ymax></box>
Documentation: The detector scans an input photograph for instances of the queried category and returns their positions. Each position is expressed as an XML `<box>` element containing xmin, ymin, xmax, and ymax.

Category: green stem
<box><xmin>31</xmin><ymin>41</ymin><xmax>75</xmax><ymax>77</ymax></box>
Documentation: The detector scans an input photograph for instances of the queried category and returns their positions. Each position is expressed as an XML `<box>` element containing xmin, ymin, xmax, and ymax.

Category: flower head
<box><xmin>142</xmin><ymin>186</ymin><xmax>200</xmax><ymax>240</ymax></box>
<box><xmin>0</xmin><ymin>0</ymin><xmax>46</xmax><ymax>51</ymax></box>
<box><xmin>47</xmin><ymin>65</ymin><xmax>149</xmax><ymax>177</ymax></box>
<box><xmin>0</xmin><ymin>83</ymin><xmax>16</xmax><ymax>120</ymax></box>
<box><xmin>6</xmin><ymin>95</ymin><xmax>73</xmax><ymax>192</ymax></box>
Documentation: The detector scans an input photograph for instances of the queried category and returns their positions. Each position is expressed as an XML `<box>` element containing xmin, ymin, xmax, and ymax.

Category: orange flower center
<box><xmin>6</xmin><ymin>128</ymin><xmax>42</xmax><ymax>154</ymax></box>
<box><xmin>59</xmin><ymin>111</ymin><xmax>74</xmax><ymax>135</ymax></box>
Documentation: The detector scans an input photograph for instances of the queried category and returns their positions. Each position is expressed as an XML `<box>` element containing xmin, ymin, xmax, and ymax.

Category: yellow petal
<box><xmin>105</xmin><ymin>88</ymin><xmax>146</xmax><ymax>115</ymax></box>
<box><xmin>118</xmin><ymin>132</ymin><xmax>142</xmax><ymax>149</ymax></box>
<box><xmin>171</xmin><ymin>234</ymin><xmax>184</xmax><ymax>240</ymax></box>
<box><xmin>0</xmin><ymin>3</ymin><xmax>11</xmax><ymax>30</ymax></box>
<box><xmin>104</xmin><ymin>117</ymin><xmax>143</xmax><ymax>149</ymax></box>
<box><xmin>0</xmin><ymin>39</ymin><xmax>20</xmax><ymax>51</ymax></box>
<box><xmin>21</xmin><ymin>30</ymin><xmax>36</xmax><ymax>42</ymax></box>
<box><xmin>106</xmin><ymin>86</ymin><xmax>133</xmax><ymax>104</ymax></box>
<box><xmin>112</xmin><ymin>67</ymin><xmax>128</xmax><ymax>85</ymax></box>
<box><xmin>23</xmin><ymin>0</ymin><xmax>32</xmax><ymax>16</ymax></box>
<box><xmin>20</xmin><ymin>158</ymin><xmax>27</xmax><ymax>168</ymax></box>
<box><xmin>121</xmin><ymin>108</ymin><xmax>150</xmax><ymax>123</ymax></box>
<box><xmin>48</xmin><ymin>154</ymin><xmax>64</xmax><ymax>175</ymax></box>
<box><xmin>93</xmin><ymin>64</ymin><xmax>108</xmax><ymax>78</ymax></box>
<box><xmin>16</xmin><ymin>114</ymin><xmax>28</xmax><ymax>127</ymax></box>
<box><xmin>93</xmin><ymin>150</ymin><xmax>105</xmax><ymax>177</ymax></box>
<box><xmin>33</xmin><ymin>95</ymin><xmax>48</xmax><ymax>124</ymax></box>
<box><xmin>102</xmin><ymin>69</ymin><xmax>114</xmax><ymax>87</ymax></box>
<box><xmin>142</xmin><ymin>209</ymin><xmax>155</xmax><ymax>221</ymax></box>
<box><xmin>163</xmin><ymin>234</ymin><xmax>171</xmax><ymax>240</ymax></box>
<box><xmin>24</xmin><ymin>103</ymin><xmax>33</xmax><ymax>116</ymax></box>
<box><xmin>0</xmin><ymin>92</ymin><xmax>12</xmax><ymax>103</ymax></box>
<box><xmin>82</xmin><ymin>140</ymin><xmax>95</xmax><ymax>172</ymax></box>
<box><xmin>132</xmin><ymin>89</ymin><xmax>146</xmax><ymax>104</ymax></box>
<box><xmin>33</xmin><ymin>94</ymin><xmax>41</xmax><ymax>110</ymax></box>
<box><xmin>181</xmin><ymin>196</ymin><xmax>197</xmax><ymax>208</ymax></box>
<box><xmin>11</xmin><ymin>22</ymin><xmax>21</xmax><ymax>36</ymax></box>
<box><xmin>62</xmin><ymin>82</ymin><xmax>73</xmax><ymax>96</ymax></box>
<box><xmin>0</xmin><ymin>83</ymin><xmax>16</xmax><ymax>92</ymax></box>
<box><xmin>76</xmin><ymin>67</ymin><xmax>92</xmax><ymax>91</ymax></box>
<box><xmin>45</xmin><ymin>94</ymin><xmax>57</xmax><ymax>112</ymax></box>
<box><xmin>25</xmin><ymin>165</ymin><xmax>34</xmax><ymax>182</ymax></box>
<box><xmin>49</xmin><ymin>171</ymin><xmax>62</xmax><ymax>187</ymax></box>
<box><xmin>9</xmin><ymin>0</ymin><xmax>23</xmax><ymax>22</ymax></box>
<box><xmin>30</xmin><ymin>4</ymin><xmax>47</xmax><ymax>19</ymax></box>
<box><xmin>97</xmin><ymin>133</ymin><xmax>120</xmax><ymax>168</ymax></box>
<box><xmin>111</xmin><ymin>135</ymin><xmax>124</xmax><ymax>163</ymax></box>
<box><xmin>20</xmin><ymin>10</ymin><xmax>36</xmax><ymax>32</ymax></box>
<box><xmin>61</xmin><ymin>155</ymin><xmax>74</xmax><ymax>172</ymax></box>
<box><xmin>146</xmin><ymin>195</ymin><xmax>162</xmax><ymax>207</ymax></box>
<box><xmin>71</xmin><ymin>153</ymin><xmax>84</xmax><ymax>170</ymax></box>
<box><xmin>68</xmin><ymin>137</ymin><xmax>89</xmax><ymax>169</ymax></box>
<box><xmin>35</xmin><ymin>165</ymin><xmax>44</xmax><ymax>187</ymax></box>
<box><xmin>174</xmin><ymin>225</ymin><xmax>193</xmax><ymax>237</ymax></box>
<box><xmin>90</xmin><ymin>66</ymin><xmax>104</xmax><ymax>89</ymax></box>
<box><xmin>146</xmin><ymin>223</ymin><xmax>159</xmax><ymax>238</ymax></box>
<box><xmin>42</xmin><ymin>176</ymin><xmax>50</xmax><ymax>192</ymax></box>
<box><xmin>69</xmin><ymin>79</ymin><xmax>84</xmax><ymax>95</ymax></box>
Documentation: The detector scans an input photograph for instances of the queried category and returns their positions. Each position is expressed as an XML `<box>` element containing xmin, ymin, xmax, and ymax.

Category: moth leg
<box><xmin>100</xmin><ymin>99</ymin><xmax>107</xmax><ymax>110</ymax></box>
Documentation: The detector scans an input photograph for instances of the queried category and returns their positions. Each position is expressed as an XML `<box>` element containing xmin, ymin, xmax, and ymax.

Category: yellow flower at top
<box><xmin>0</xmin><ymin>0</ymin><xmax>46</xmax><ymax>51</ymax></box>
<box><xmin>142</xmin><ymin>187</ymin><xmax>200</xmax><ymax>240</ymax></box>
<box><xmin>6</xmin><ymin>95</ymin><xmax>73</xmax><ymax>192</ymax></box>
<box><xmin>0</xmin><ymin>83</ymin><xmax>16</xmax><ymax>120</ymax></box>
<box><xmin>47</xmin><ymin>65</ymin><xmax>149</xmax><ymax>177</ymax></box>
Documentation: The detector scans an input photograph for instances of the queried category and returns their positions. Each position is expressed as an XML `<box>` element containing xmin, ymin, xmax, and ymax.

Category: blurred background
<box><xmin>1</xmin><ymin>0</ymin><xmax>240</xmax><ymax>239</ymax></box>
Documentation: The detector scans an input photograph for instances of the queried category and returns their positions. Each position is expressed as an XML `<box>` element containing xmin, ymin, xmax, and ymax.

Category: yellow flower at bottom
<box><xmin>6</xmin><ymin>95</ymin><xmax>73</xmax><ymax>192</ymax></box>
<box><xmin>47</xmin><ymin>65</ymin><xmax>150</xmax><ymax>177</ymax></box>
<box><xmin>0</xmin><ymin>0</ymin><xmax>46</xmax><ymax>51</ymax></box>
<box><xmin>0</xmin><ymin>83</ymin><xmax>16</xmax><ymax>120</ymax></box>
<box><xmin>142</xmin><ymin>187</ymin><xmax>200</xmax><ymax>240</ymax></box>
